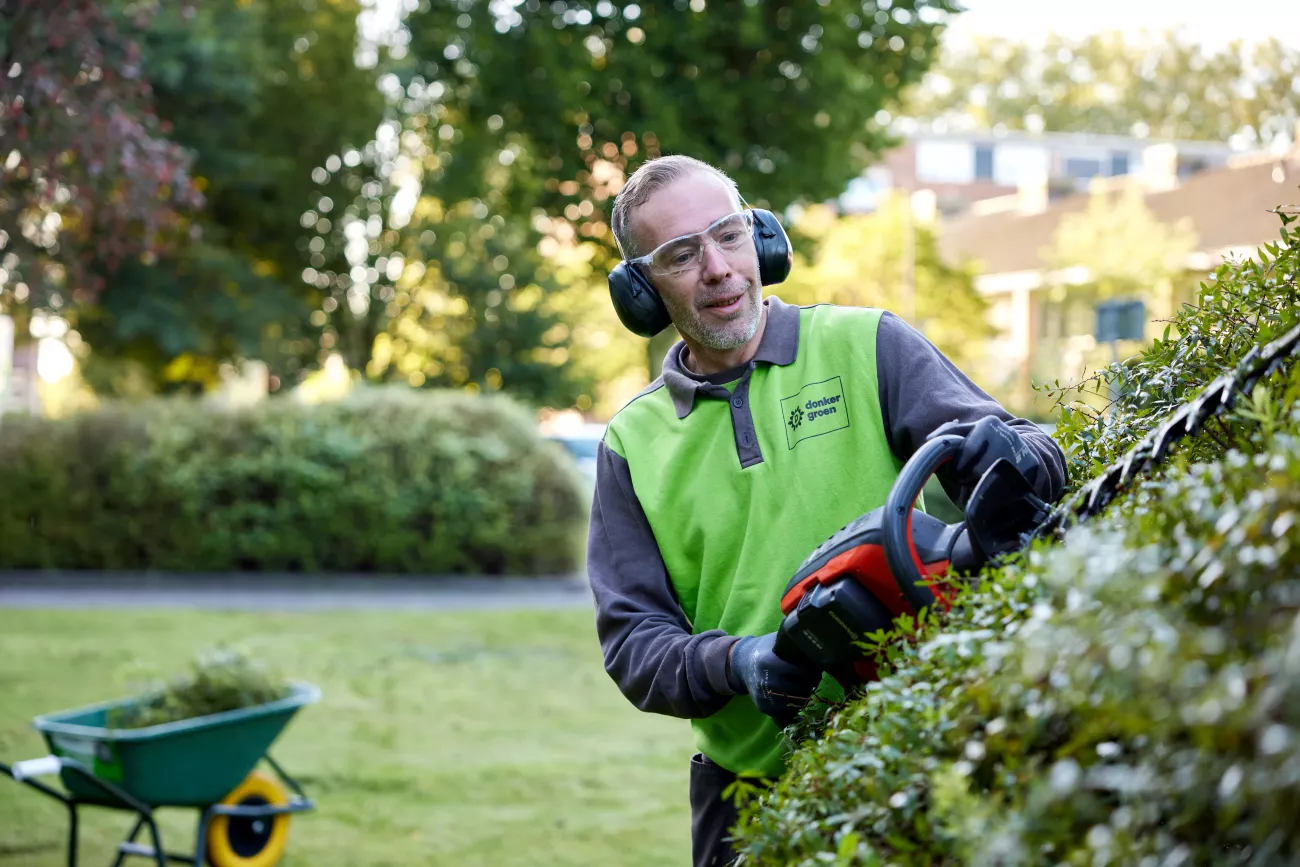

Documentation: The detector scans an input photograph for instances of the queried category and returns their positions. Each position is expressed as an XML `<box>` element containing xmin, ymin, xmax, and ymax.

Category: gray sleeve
<box><xmin>586</xmin><ymin>439</ymin><xmax>740</xmax><ymax>719</ymax></box>
<box><xmin>875</xmin><ymin>311</ymin><xmax>1067</xmax><ymax>504</ymax></box>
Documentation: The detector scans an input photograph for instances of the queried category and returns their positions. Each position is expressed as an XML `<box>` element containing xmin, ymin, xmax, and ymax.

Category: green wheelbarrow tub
<box><xmin>32</xmin><ymin>681</ymin><xmax>321</xmax><ymax>808</ymax></box>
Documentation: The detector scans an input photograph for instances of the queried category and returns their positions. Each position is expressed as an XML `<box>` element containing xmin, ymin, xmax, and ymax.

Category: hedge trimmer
<box><xmin>1035</xmin><ymin>320</ymin><xmax>1300</xmax><ymax>535</ymax></box>
<box><xmin>776</xmin><ymin>321</ymin><xmax>1300</xmax><ymax>688</ymax></box>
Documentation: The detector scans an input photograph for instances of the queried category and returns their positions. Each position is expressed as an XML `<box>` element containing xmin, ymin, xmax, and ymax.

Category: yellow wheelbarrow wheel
<box><xmin>205</xmin><ymin>770</ymin><xmax>291</xmax><ymax>867</ymax></box>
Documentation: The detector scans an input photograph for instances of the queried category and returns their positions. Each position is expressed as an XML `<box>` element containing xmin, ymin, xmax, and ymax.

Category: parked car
<box><xmin>545</xmin><ymin>423</ymin><xmax>606</xmax><ymax>487</ymax></box>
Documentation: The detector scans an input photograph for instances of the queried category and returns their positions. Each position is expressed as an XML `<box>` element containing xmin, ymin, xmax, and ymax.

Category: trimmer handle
<box><xmin>883</xmin><ymin>434</ymin><xmax>963</xmax><ymax>611</ymax></box>
<box><xmin>773</xmin><ymin>622</ymin><xmax>810</xmax><ymax>667</ymax></box>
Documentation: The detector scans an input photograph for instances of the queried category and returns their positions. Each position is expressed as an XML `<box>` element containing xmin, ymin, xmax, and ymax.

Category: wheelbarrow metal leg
<box><xmin>111</xmin><ymin>816</ymin><xmax>146</xmax><ymax>867</ymax></box>
<box><xmin>193</xmin><ymin>806</ymin><xmax>213</xmax><ymax>867</ymax></box>
<box><xmin>263</xmin><ymin>754</ymin><xmax>307</xmax><ymax>800</ymax></box>
<box><xmin>65</xmin><ymin>800</ymin><xmax>79</xmax><ymax>867</ymax></box>
<box><xmin>49</xmin><ymin>759</ymin><xmax>167</xmax><ymax>866</ymax></box>
<box><xmin>111</xmin><ymin>814</ymin><xmax>168</xmax><ymax>867</ymax></box>
<box><xmin>2</xmin><ymin>760</ymin><xmax>82</xmax><ymax>867</ymax></box>
<box><xmin>145</xmin><ymin>816</ymin><xmax>166</xmax><ymax>867</ymax></box>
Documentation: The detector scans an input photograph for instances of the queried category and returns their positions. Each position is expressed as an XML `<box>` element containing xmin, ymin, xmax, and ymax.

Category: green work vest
<box><xmin>604</xmin><ymin>304</ymin><xmax>912</xmax><ymax>777</ymax></box>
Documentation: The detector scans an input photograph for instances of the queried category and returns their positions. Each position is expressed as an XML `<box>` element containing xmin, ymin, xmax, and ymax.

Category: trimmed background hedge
<box><xmin>736</xmin><ymin>209</ymin><xmax>1300</xmax><ymax>864</ymax></box>
<box><xmin>0</xmin><ymin>386</ymin><xmax>589</xmax><ymax>575</ymax></box>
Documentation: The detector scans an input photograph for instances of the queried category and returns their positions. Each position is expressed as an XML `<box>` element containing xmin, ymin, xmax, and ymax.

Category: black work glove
<box><xmin>727</xmin><ymin>632</ymin><xmax>822</xmax><ymax>728</ymax></box>
<box><xmin>928</xmin><ymin>415</ymin><xmax>1044</xmax><ymax>507</ymax></box>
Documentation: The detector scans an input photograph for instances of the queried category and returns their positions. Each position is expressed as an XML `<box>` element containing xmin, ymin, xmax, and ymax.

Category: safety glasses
<box><xmin>627</xmin><ymin>210</ymin><xmax>755</xmax><ymax>278</ymax></box>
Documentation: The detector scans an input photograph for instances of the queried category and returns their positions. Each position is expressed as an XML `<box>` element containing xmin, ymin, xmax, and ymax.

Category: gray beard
<box><xmin>666</xmin><ymin>281</ymin><xmax>761</xmax><ymax>351</ymax></box>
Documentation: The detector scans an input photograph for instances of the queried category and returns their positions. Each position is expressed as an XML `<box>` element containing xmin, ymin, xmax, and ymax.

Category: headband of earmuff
<box><xmin>607</xmin><ymin>208</ymin><xmax>792</xmax><ymax>338</ymax></box>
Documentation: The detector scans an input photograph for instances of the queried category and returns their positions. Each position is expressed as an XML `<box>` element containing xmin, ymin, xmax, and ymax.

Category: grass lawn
<box><xmin>0</xmin><ymin>607</ymin><xmax>694</xmax><ymax>866</ymax></box>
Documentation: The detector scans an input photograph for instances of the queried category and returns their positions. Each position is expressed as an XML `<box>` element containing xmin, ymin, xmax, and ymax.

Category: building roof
<box><xmin>938</xmin><ymin>150</ymin><xmax>1300</xmax><ymax>277</ymax></box>
<box><xmin>893</xmin><ymin>122</ymin><xmax>1240</xmax><ymax>155</ymax></box>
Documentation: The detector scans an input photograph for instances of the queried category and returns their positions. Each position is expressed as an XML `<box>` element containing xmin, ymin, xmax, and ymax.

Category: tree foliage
<box><xmin>6</xmin><ymin>0</ymin><xmax>966</xmax><ymax>410</ymax></box>
<box><xmin>1045</xmin><ymin>185</ymin><xmax>1199</xmax><ymax>301</ymax></box>
<box><xmin>909</xmin><ymin>30</ymin><xmax>1300</xmax><ymax>146</ymax></box>
<box><xmin>356</xmin><ymin>0</ymin><xmax>961</xmax><ymax>406</ymax></box>
<box><xmin>366</xmin><ymin>197</ymin><xmax>594</xmax><ymax>408</ymax></box>
<box><xmin>73</xmin><ymin>0</ymin><xmax>387</xmax><ymax>394</ymax></box>
<box><xmin>0</xmin><ymin>0</ymin><xmax>201</xmax><ymax>312</ymax></box>
<box><xmin>779</xmin><ymin>194</ymin><xmax>991</xmax><ymax>372</ymax></box>
<box><xmin>404</xmin><ymin>0</ymin><xmax>959</xmax><ymax>226</ymax></box>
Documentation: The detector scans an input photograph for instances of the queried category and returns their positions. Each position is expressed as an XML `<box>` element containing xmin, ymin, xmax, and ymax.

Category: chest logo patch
<box><xmin>781</xmin><ymin>376</ymin><xmax>850</xmax><ymax>449</ymax></box>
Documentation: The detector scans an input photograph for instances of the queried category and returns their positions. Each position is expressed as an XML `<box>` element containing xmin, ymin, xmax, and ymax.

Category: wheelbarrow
<box><xmin>0</xmin><ymin>682</ymin><xmax>320</xmax><ymax>867</ymax></box>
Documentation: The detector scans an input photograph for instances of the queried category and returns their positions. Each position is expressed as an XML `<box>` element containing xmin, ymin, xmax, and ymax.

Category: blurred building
<box><xmin>0</xmin><ymin>316</ymin><xmax>41</xmax><ymax>418</ymax></box>
<box><xmin>935</xmin><ymin>143</ymin><xmax>1300</xmax><ymax>412</ymax></box>
<box><xmin>841</xmin><ymin>129</ymin><xmax>1236</xmax><ymax>218</ymax></box>
<box><xmin>0</xmin><ymin>345</ymin><xmax>41</xmax><ymax>417</ymax></box>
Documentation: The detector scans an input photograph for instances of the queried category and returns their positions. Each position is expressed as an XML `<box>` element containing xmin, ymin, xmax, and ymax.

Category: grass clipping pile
<box><xmin>733</xmin><ymin>213</ymin><xmax>1300</xmax><ymax>865</ymax></box>
<box><xmin>108</xmin><ymin>649</ymin><xmax>290</xmax><ymax>730</ymax></box>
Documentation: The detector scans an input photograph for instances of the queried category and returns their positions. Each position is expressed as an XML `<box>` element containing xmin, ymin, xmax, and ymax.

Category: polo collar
<box><xmin>661</xmin><ymin>295</ymin><xmax>800</xmax><ymax>419</ymax></box>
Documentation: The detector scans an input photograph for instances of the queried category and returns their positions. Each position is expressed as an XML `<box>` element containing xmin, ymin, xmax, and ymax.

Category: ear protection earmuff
<box><xmin>607</xmin><ymin>209</ymin><xmax>793</xmax><ymax>338</ymax></box>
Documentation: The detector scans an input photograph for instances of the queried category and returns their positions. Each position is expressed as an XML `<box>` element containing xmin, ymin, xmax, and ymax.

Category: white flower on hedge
<box><xmin>1260</xmin><ymin>724</ymin><xmax>1290</xmax><ymax>756</ymax></box>
<box><xmin>1219</xmin><ymin>764</ymin><xmax>1244</xmax><ymax>800</ymax></box>
<box><xmin>1085</xmin><ymin>823</ymin><xmax>1113</xmax><ymax>851</ymax></box>
<box><xmin>1086</xmin><ymin>764</ymin><xmax>1156</xmax><ymax>795</ymax></box>
<box><xmin>1049</xmin><ymin>758</ymin><xmax>1081</xmax><ymax>794</ymax></box>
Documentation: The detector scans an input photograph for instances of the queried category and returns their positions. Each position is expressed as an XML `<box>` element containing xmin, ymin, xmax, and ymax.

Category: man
<box><xmin>587</xmin><ymin>155</ymin><xmax>1066</xmax><ymax>867</ymax></box>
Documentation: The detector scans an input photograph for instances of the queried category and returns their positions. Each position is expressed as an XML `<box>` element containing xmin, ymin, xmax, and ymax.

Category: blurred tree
<box><xmin>1044</xmin><ymin>185</ymin><xmax>1199</xmax><ymax>304</ymax></box>
<box><xmin>403</xmin><ymin>0</ymin><xmax>959</xmax><ymax>218</ymax></box>
<box><xmin>73</xmin><ymin>0</ymin><xmax>387</xmax><ymax>395</ymax></box>
<box><xmin>1033</xmin><ymin>184</ymin><xmax>1200</xmax><ymax>411</ymax></box>
<box><xmin>360</xmin><ymin>0</ymin><xmax>961</xmax><ymax>401</ymax></box>
<box><xmin>910</xmin><ymin>30</ymin><xmax>1300</xmax><ymax>147</ymax></box>
<box><xmin>779</xmin><ymin>194</ymin><xmax>991</xmax><ymax>373</ymax></box>
<box><xmin>367</xmin><ymin>196</ymin><xmax>593</xmax><ymax>408</ymax></box>
<box><xmin>533</xmin><ymin>220</ymin><xmax>650</xmax><ymax>418</ymax></box>
<box><xmin>0</xmin><ymin>0</ymin><xmax>201</xmax><ymax>320</ymax></box>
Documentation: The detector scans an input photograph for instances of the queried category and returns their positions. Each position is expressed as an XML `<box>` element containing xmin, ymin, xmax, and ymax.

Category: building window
<box><xmin>1110</xmin><ymin>152</ymin><xmax>1130</xmax><ymax>176</ymax></box>
<box><xmin>974</xmin><ymin>145</ymin><xmax>994</xmax><ymax>180</ymax></box>
<box><xmin>915</xmin><ymin>140</ymin><xmax>975</xmax><ymax>184</ymax></box>
<box><xmin>1064</xmin><ymin>157</ymin><xmax>1103</xmax><ymax>180</ymax></box>
<box><xmin>993</xmin><ymin>144</ymin><xmax>1051</xmax><ymax>186</ymax></box>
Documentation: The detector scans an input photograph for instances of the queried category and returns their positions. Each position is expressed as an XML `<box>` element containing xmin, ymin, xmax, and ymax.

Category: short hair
<box><xmin>610</xmin><ymin>155</ymin><xmax>742</xmax><ymax>258</ymax></box>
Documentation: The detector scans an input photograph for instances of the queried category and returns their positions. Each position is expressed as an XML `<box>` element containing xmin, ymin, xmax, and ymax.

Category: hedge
<box><xmin>735</xmin><ymin>207</ymin><xmax>1300</xmax><ymax>864</ymax></box>
<box><xmin>0</xmin><ymin>386</ymin><xmax>589</xmax><ymax>575</ymax></box>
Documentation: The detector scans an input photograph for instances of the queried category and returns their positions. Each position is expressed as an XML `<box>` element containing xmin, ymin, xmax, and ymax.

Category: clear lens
<box><xmin>708</xmin><ymin>212</ymin><xmax>752</xmax><ymax>250</ymax></box>
<box><xmin>647</xmin><ymin>211</ymin><xmax>754</xmax><ymax>276</ymax></box>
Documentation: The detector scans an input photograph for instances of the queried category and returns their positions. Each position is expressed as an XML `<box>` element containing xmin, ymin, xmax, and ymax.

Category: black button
<box><xmin>732</xmin><ymin>397</ymin><xmax>743</xmax><ymax>408</ymax></box>
<box><xmin>742</xmin><ymin>433</ymin><xmax>751</xmax><ymax>445</ymax></box>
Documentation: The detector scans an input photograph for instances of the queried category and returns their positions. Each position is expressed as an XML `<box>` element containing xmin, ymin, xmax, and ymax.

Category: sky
<box><xmin>944</xmin><ymin>0</ymin><xmax>1300</xmax><ymax>50</ymax></box>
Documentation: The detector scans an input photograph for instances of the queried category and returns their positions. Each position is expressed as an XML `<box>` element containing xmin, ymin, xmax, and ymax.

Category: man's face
<box><xmin>630</xmin><ymin>173</ymin><xmax>763</xmax><ymax>352</ymax></box>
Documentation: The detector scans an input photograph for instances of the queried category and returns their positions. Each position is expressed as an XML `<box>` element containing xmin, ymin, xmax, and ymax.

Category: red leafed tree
<box><xmin>0</xmin><ymin>0</ymin><xmax>201</xmax><ymax>309</ymax></box>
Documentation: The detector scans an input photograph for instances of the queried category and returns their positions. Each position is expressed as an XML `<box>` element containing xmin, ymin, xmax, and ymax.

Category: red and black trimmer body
<box><xmin>774</xmin><ymin>434</ymin><xmax>1050</xmax><ymax>688</ymax></box>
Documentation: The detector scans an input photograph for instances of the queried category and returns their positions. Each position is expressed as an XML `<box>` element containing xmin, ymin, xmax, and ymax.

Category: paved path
<box><xmin>0</xmin><ymin>571</ymin><xmax>593</xmax><ymax>611</ymax></box>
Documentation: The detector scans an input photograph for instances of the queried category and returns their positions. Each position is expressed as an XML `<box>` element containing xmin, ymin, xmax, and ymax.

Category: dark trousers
<box><xmin>690</xmin><ymin>753</ymin><xmax>770</xmax><ymax>867</ymax></box>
